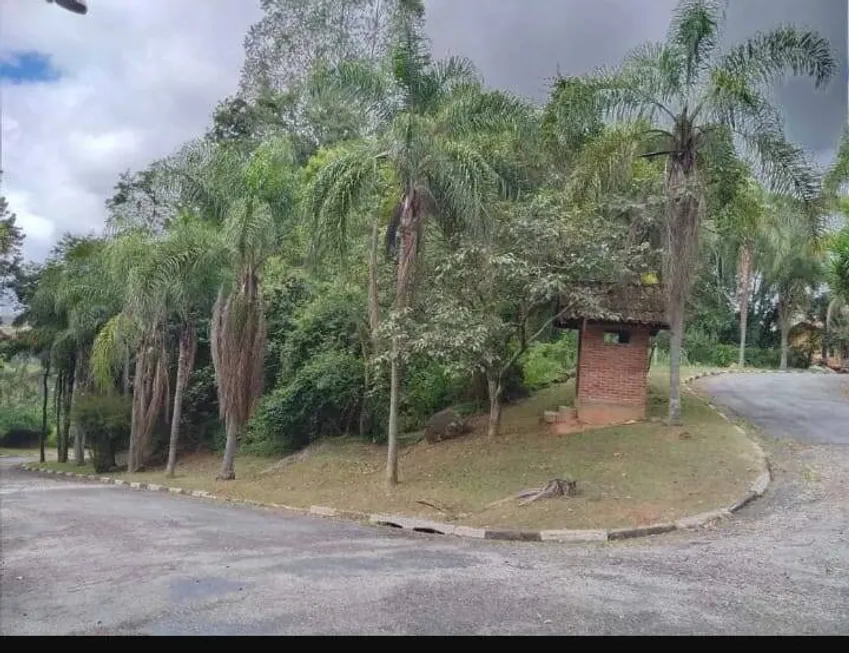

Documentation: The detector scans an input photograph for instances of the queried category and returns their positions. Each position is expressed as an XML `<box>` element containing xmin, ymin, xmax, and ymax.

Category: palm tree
<box><xmin>174</xmin><ymin>137</ymin><xmax>300</xmax><ymax>480</ymax></box>
<box><xmin>156</xmin><ymin>215</ymin><xmax>224</xmax><ymax>477</ymax></box>
<box><xmin>759</xmin><ymin>199</ymin><xmax>825</xmax><ymax>370</ymax></box>
<box><xmin>552</xmin><ymin>0</ymin><xmax>834</xmax><ymax>423</ymax></box>
<box><xmin>826</xmin><ymin>226</ymin><xmax>849</xmax><ymax>365</ymax></box>
<box><xmin>92</xmin><ymin>228</ymin><xmax>172</xmax><ymax>473</ymax></box>
<box><xmin>716</xmin><ymin>176</ymin><xmax>768</xmax><ymax>367</ymax></box>
<box><xmin>305</xmin><ymin>0</ymin><xmax>530</xmax><ymax>486</ymax></box>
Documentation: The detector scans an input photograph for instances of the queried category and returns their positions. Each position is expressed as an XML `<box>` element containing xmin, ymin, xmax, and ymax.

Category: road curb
<box><xmin>684</xmin><ymin>369</ymin><xmax>773</xmax><ymax>518</ymax></box>
<box><xmin>16</xmin><ymin>373</ymin><xmax>769</xmax><ymax>545</ymax></box>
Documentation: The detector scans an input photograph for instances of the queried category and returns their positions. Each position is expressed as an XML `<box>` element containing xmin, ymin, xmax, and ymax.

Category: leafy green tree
<box><xmin>551</xmin><ymin>0</ymin><xmax>834</xmax><ymax>422</ymax></box>
<box><xmin>305</xmin><ymin>0</ymin><xmax>530</xmax><ymax>486</ymax></box>
<box><xmin>0</xmin><ymin>195</ymin><xmax>24</xmax><ymax>309</ymax></box>
<box><xmin>407</xmin><ymin>195</ymin><xmax>635</xmax><ymax>437</ymax></box>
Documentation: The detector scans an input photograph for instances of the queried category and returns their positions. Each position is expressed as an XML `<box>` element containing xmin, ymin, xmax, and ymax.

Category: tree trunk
<box><xmin>40</xmin><ymin>362</ymin><xmax>50</xmax><ymax>464</ymax></box>
<box><xmin>368</xmin><ymin>215</ymin><xmax>381</xmax><ymax>344</ymax></box>
<box><xmin>779</xmin><ymin>299</ymin><xmax>791</xmax><ymax>372</ymax></box>
<box><xmin>55</xmin><ymin>374</ymin><xmax>63</xmax><ymax>462</ymax></box>
<box><xmin>386</xmin><ymin>343</ymin><xmax>401</xmax><ymax>487</ymax></box>
<box><xmin>60</xmin><ymin>356</ymin><xmax>76</xmax><ymax>464</ymax></box>
<box><xmin>664</xmin><ymin>154</ymin><xmax>701</xmax><ymax>427</ymax></box>
<box><xmin>122</xmin><ymin>349</ymin><xmax>131</xmax><ymax>396</ymax></box>
<box><xmin>73</xmin><ymin>360</ymin><xmax>85</xmax><ymax>466</ymax></box>
<box><xmin>486</xmin><ymin>375</ymin><xmax>503</xmax><ymax>438</ymax></box>
<box><xmin>737</xmin><ymin>243</ymin><xmax>753</xmax><ymax>367</ymax></box>
<box><xmin>668</xmin><ymin>307</ymin><xmax>685</xmax><ymax>426</ymax></box>
<box><xmin>218</xmin><ymin>415</ymin><xmax>239</xmax><ymax>480</ymax></box>
<box><xmin>385</xmin><ymin>194</ymin><xmax>420</xmax><ymax>489</ymax></box>
<box><xmin>165</xmin><ymin>323</ymin><xmax>197</xmax><ymax>478</ymax></box>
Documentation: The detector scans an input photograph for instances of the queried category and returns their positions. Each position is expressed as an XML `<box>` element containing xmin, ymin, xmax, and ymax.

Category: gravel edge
<box><xmin>17</xmin><ymin>370</ymin><xmax>770</xmax><ymax>545</ymax></box>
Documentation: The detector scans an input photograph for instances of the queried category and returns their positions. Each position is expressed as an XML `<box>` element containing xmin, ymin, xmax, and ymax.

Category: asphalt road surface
<box><xmin>2</xmin><ymin>374</ymin><xmax>848</xmax><ymax>635</ymax></box>
<box><xmin>697</xmin><ymin>372</ymin><xmax>849</xmax><ymax>445</ymax></box>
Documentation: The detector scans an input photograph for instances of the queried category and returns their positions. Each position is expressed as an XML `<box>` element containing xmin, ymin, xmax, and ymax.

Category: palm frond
<box><xmin>667</xmin><ymin>0</ymin><xmax>727</xmax><ymax>85</ymax></box>
<box><xmin>824</xmin><ymin>126</ymin><xmax>849</xmax><ymax>198</ymax></box>
<box><xmin>720</xmin><ymin>26</ymin><xmax>836</xmax><ymax>89</ymax></box>
<box><xmin>304</xmin><ymin>142</ymin><xmax>383</xmax><ymax>260</ymax></box>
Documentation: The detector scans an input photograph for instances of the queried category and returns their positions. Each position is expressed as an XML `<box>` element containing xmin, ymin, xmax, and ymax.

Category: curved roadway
<box><xmin>1</xmin><ymin>373</ymin><xmax>848</xmax><ymax>635</ymax></box>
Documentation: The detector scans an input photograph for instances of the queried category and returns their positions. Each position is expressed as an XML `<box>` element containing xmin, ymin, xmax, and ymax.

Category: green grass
<box><xmin>33</xmin><ymin>366</ymin><xmax>762</xmax><ymax>531</ymax></box>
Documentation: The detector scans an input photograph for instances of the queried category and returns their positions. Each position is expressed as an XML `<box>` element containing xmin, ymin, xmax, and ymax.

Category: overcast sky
<box><xmin>1</xmin><ymin>0</ymin><xmax>846</xmax><ymax>262</ymax></box>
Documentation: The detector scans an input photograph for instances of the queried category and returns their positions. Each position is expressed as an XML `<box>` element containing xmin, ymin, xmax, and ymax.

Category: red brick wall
<box><xmin>576</xmin><ymin>322</ymin><xmax>651</xmax><ymax>408</ymax></box>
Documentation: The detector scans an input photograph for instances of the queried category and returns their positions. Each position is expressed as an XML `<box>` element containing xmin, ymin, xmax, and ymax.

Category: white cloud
<box><xmin>1</xmin><ymin>0</ymin><xmax>262</xmax><ymax>261</ymax></box>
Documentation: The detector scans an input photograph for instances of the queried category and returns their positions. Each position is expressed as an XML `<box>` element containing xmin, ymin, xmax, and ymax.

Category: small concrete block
<box><xmin>168</xmin><ymin>486</ymin><xmax>184</xmax><ymax>494</ymax></box>
<box><xmin>675</xmin><ymin>509</ymin><xmax>730</xmax><ymax>530</ymax></box>
<box><xmin>191</xmin><ymin>490</ymin><xmax>211</xmax><ymax>498</ymax></box>
<box><xmin>728</xmin><ymin>491</ymin><xmax>758</xmax><ymax>513</ymax></box>
<box><xmin>750</xmin><ymin>471</ymin><xmax>770</xmax><ymax>496</ymax></box>
<box><xmin>543</xmin><ymin>411</ymin><xmax>558</xmax><ymax>424</ymax></box>
<box><xmin>98</xmin><ymin>477</ymin><xmax>112</xmax><ymax>483</ymax></box>
<box><xmin>129</xmin><ymin>482</ymin><xmax>141</xmax><ymax>489</ymax></box>
<box><xmin>608</xmin><ymin>523</ymin><xmax>676</xmax><ymax>540</ymax></box>
<box><xmin>146</xmin><ymin>484</ymin><xmax>162</xmax><ymax>492</ymax></box>
<box><xmin>484</xmin><ymin>530</ymin><xmax>542</xmax><ymax>542</ymax></box>
<box><xmin>113</xmin><ymin>479</ymin><xmax>127</xmax><ymax>485</ymax></box>
<box><xmin>540</xmin><ymin>529</ymin><xmax>608</xmax><ymax>543</ymax></box>
<box><xmin>309</xmin><ymin>505</ymin><xmax>339</xmax><ymax>517</ymax></box>
<box><xmin>453</xmin><ymin>526</ymin><xmax>486</xmax><ymax>539</ymax></box>
<box><xmin>64</xmin><ymin>471</ymin><xmax>75</xmax><ymax>477</ymax></box>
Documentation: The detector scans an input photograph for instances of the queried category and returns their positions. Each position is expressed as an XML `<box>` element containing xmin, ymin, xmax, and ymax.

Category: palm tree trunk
<box><xmin>779</xmin><ymin>297</ymin><xmax>791</xmax><ymax>372</ymax></box>
<box><xmin>486</xmin><ymin>373</ymin><xmax>503</xmax><ymax>438</ymax></box>
<box><xmin>386</xmin><ymin>195</ymin><xmax>419</xmax><ymax>489</ymax></box>
<box><xmin>664</xmin><ymin>155</ymin><xmax>701</xmax><ymax>426</ymax></box>
<box><xmin>61</xmin><ymin>355</ymin><xmax>76</xmax><ymax>464</ymax></box>
<box><xmin>122</xmin><ymin>349</ymin><xmax>131</xmax><ymax>396</ymax></box>
<box><xmin>166</xmin><ymin>322</ymin><xmax>197</xmax><ymax>478</ymax></box>
<box><xmin>55</xmin><ymin>374</ymin><xmax>63</xmax><ymax>462</ymax></box>
<box><xmin>40</xmin><ymin>361</ymin><xmax>50</xmax><ymax>464</ymax></box>
<box><xmin>368</xmin><ymin>215</ymin><xmax>381</xmax><ymax>343</ymax></box>
<box><xmin>73</xmin><ymin>359</ymin><xmax>85</xmax><ymax>466</ymax></box>
<box><xmin>386</xmin><ymin>343</ymin><xmax>401</xmax><ymax>486</ymax></box>
<box><xmin>667</xmin><ymin>307</ymin><xmax>685</xmax><ymax>426</ymax></box>
<box><xmin>737</xmin><ymin>243</ymin><xmax>753</xmax><ymax>367</ymax></box>
<box><xmin>218</xmin><ymin>415</ymin><xmax>239</xmax><ymax>480</ymax></box>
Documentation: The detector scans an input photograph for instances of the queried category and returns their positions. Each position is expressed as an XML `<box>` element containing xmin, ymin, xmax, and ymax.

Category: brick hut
<box><xmin>553</xmin><ymin>283</ymin><xmax>668</xmax><ymax>432</ymax></box>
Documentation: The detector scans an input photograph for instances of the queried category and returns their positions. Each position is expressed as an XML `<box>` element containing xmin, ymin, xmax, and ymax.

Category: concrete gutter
<box><xmin>18</xmin><ymin>370</ymin><xmax>770</xmax><ymax>544</ymax></box>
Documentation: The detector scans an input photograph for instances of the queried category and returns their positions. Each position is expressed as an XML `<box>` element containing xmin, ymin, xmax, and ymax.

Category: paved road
<box><xmin>2</xmin><ymin>374</ymin><xmax>848</xmax><ymax>635</ymax></box>
<box><xmin>697</xmin><ymin>373</ymin><xmax>849</xmax><ymax>445</ymax></box>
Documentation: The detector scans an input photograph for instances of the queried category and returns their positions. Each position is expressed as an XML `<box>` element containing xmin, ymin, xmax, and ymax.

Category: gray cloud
<box><xmin>426</xmin><ymin>0</ymin><xmax>848</xmax><ymax>165</ymax></box>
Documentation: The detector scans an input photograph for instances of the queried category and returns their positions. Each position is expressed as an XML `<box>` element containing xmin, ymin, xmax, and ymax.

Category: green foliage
<box><xmin>246</xmin><ymin>349</ymin><xmax>364</xmax><ymax>454</ymax></box>
<box><xmin>521</xmin><ymin>332</ymin><xmax>578</xmax><ymax>391</ymax></box>
<box><xmin>72</xmin><ymin>394</ymin><xmax>131</xmax><ymax>473</ymax></box>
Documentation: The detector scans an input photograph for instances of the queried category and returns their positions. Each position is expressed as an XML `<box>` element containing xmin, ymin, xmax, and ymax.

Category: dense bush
<box><xmin>0</xmin><ymin>404</ymin><xmax>41</xmax><ymax>446</ymax></box>
<box><xmin>245</xmin><ymin>349</ymin><xmax>364</xmax><ymax>454</ymax></box>
<box><xmin>72</xmin><ymin>394</ymin><xmax>131</xmax><ymax>473</ymax></box>
<box><xmin>521</xmin><ymin>332</ymin><xmax>578</xmax><ymax>390</ymax></box>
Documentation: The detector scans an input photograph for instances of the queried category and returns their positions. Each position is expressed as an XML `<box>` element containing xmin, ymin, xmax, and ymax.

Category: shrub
<box><xmin>0</xmin><ymin>405</ymin><xmax>41</xmax><ymax>447</ymax></box>
<box><xmin>245</xmin><ymin>349</ymin><xmax>364</xmax><ymax>454</ymax></box>
<box><xmin>72</xmin><ymin>394</ymin><xmax>131</xmax><ymax>473</ymax></box>
<box><xmin>521</xmin><ymin>332</ymin><xmax>578</xmax><ymax>390</ymax></box>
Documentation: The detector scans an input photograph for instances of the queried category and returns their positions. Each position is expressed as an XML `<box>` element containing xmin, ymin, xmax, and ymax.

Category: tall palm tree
<box><xmin>175</xmin><ymin>137</ymin><xmax>300</xmax><ymax>480</ymax></box>
<box><xmin>759</xmin><ymin>199</ymin><xmax>825</xmax><ymax>370</ymax></box>
<box><xmin>92</xmin><ymin>228</ymin><xmax>170</xmax><ymax>473</ymax></box>
<box><xmin>552</xmin><ymin>0</ymin><xmax>834</xmax><ymax>423</ymax></box>
<box><xmin>155</xmin><ymin>215</ymin><xmax>224</xmax><ymax>477</ymax></box>
<box><xmin>305</xmin><ymin>0</ymin><xmax>530</xmax><ymax>486</ymax></box>
<box><xmin>716</xmin><ymin>175</ymin><xmax>768</xmax><ymax>367</ymax></box>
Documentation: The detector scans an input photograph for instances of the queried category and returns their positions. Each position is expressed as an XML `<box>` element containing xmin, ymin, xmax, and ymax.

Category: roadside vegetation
<box><xmin>2</xmin><ymin>2</ymin><xmax>848</xmax><ymax>529</ymax></box>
